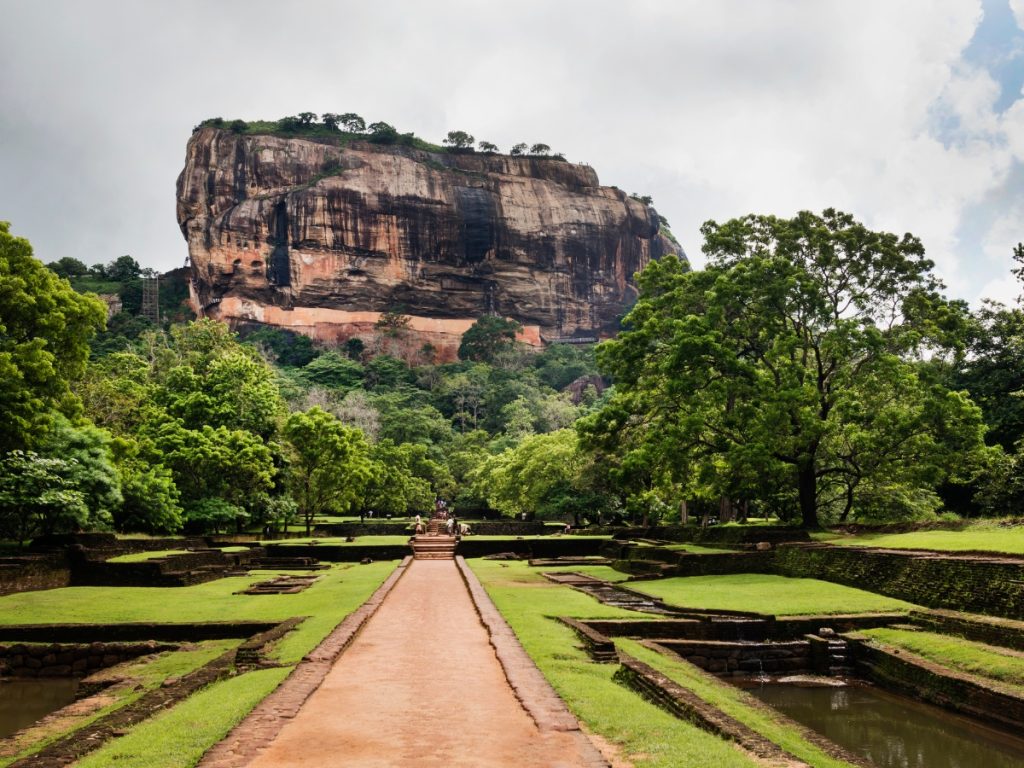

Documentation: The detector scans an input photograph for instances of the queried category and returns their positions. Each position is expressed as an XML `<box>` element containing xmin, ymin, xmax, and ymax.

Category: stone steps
<box><xmin>411</xmin><ymin>535</ymin><xmax>457</xmax><ymax>560</ymax></box>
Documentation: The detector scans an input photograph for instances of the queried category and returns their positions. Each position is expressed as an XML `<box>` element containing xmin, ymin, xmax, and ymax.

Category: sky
<box><xmin>1</xmin><ymin>0</ymin><xmax>1022</xmax><ymax>306</ymax></box>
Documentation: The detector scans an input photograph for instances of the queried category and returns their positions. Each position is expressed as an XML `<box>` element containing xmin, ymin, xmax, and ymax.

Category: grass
<box><xmin>262</xmin><ymin>535</ymin><xmax>411</xmax><ymax>545</ymax></box>
<box><xmin>860</xmin><ymin>627</ymin><xmax>1024</xmax><ymax>694</ymax></box>
<box><xmin>469</xmin><ymin>559</ymin><xmax>759</xmax><ymax>767</ymax></box>
<box><xmin>74</xmin><ymin>666</ymin><xmax>290</xmax><ymax>768</ymax></box>
<box><xmin>0</xmin><ymin>562</ymin><xmax>397</xmax><ymax>766</ymax></box>
<box><xmin>812</xmin><ymin>526</ymin><xmax>1024</xmax><ymax>555</ymax></box>
<box><xmin>662</xmin><ymin>543</ymin><xmax>736</xmax><ymax>554</ymax></box>
<box><xmin>107</xmin><ymin>549</ymin><xmax>191</xmax><ymax>562</ymax></box>
<box><xmin>630</xmin><ymin>574</ymin><xmax>915</xmax><ymax>616</ymax></box>
<box><xmin>618</xmin><ymin>639</ymin><xmax>856</xmax><ymax>768</ymax></box>
<box><xmin>0</xmin><ymin>640</ymin><xmax>237</xmax><ymax>767</ymax></box>
<box><xmin>0</xmin><ymin>561</ymin><xmax>397</xmax><ymax>664</ymax></box>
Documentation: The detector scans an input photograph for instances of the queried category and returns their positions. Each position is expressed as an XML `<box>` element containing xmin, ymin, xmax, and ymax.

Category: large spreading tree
<box><xmin>587</xmin><ymin>209</ymin><xmax>986</xmax><ymax>528</ymax></box>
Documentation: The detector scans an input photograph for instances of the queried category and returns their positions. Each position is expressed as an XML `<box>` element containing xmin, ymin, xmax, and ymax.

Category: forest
<box><xmin>2</xmin><ymin>209</ymin><xmax>1024</xmax><ymax>542</ymax></box>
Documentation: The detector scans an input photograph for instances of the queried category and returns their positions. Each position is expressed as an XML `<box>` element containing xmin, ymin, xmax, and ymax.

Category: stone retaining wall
<box><xmin>656</xmin><ymin>639</ymin><xmax>813</xmax><ymax>676</ymax></box>
<box><xmin>773</xmin><ymin>545</ymin><xmax>1024</xmax><ymax>619</ymax></box>
<box><xmin>909</xmin><ymin>609</ymin><xmax>1024</xmax><ymax>651</ymax></box>
<box><xmin>0</xmin><ymin>640</ymin><xmax>176</xmax><ymax>678</ymax></box>
<box><xmin>0</xmin><ymin>553</ymin><xmax>71</xmax><ymax>596</ymax></box>
<box><xmin>0</xmin><ymin>621</ymin><xmax>278</xmax><ymax>643</ymax></box>
<box><xmin>850</xmin><ymin>637</ymin><xmax>1024</xmax><ymax>732</ymax></box>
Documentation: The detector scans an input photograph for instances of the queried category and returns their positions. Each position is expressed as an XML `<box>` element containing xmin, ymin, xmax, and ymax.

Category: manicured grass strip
<box><xmin>631</xmin><ymin>574</ymin><xmax>915</xmax><ymax>616</ymax></box>
<box><xmin>663</xmin><ymin>543</ymin><xmax>736</xmax><ymax>554</ymax></box>
<box><xmin>815</xmin><ymin>526</ymin><xmax>1024</xmax><ymax>555</ymax></box>
<box><xmin>0</xmin><ymin>561</ymin><xmax>398</xmax><ymax>665</ymax></box>
<box><xmin>0</xmin><ymin>641</ymin><xmax>238</xmax><ymax>768</ymax></box>
<box><xmin>469</xmin><ymin>559</ymin><xmax>758</xmax><ymax>767</ymax></box>
<box><xmin>618</xmin><ymin>639</ymin><xmax>857</xmax><ymax>768</ymax></box>
<box><xmin>107</xmin><ymin>549</ymin><xmax>190</xmax><ymax>562</ymax></box>
<box><xmin>535</xmin><ymin>564</ymin><xmax>633</xmax><ymax>582</ymax></box>
<box><xmin>860</xmin><ymin>628</ymin><xmax>1024</xmax><ymax>694</ymax></box>
<box><xmin>263</xmin><ymin>535</ymin><xmax>412</xmax><ymax>545</ymax></box>
<box><xmin>74</xmin><ymin>667</ymin><xmax>291</xmax><ymax>768</ymax></box>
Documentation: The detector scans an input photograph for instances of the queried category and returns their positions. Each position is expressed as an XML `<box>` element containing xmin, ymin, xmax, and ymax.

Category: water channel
<box><xmin>0</xmin><ymin>678</ymin><xmax>79</xmax><ymax>738</ymax></box>
<box><xmin>749</xmin><ymin>681</ymin><xmax>1024</xmax><ymax>768</ymax></box>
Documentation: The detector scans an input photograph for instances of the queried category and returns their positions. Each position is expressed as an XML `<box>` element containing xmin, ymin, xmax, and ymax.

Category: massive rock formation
<box><xmin>177</xmin><ymin>126</ymin><xmax>682</xmax><ymax>360</ymax></box>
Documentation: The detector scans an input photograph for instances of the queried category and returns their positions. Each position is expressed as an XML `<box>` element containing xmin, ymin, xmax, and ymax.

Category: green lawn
<box><xmin>262</xmin><ymin>535</ymin><xmax>412</xmax><ymax>546</ymax></box>
<box><xmin>812</xmin><ymin>527</ymin><xmax>1024</xmax><ymax>555</ymax></box>
<box><xmin>0</xmin><ymin>641</ymin><xmax>237</xmax><ymax>768</ymax></box>
<box><xmin>0</xmin><ymin>561</ymin><xmax>397</xmax><ymax>767</ymax></box>
<box><xmin>0</xmin><ymin>561</ymin><xmax>397</xmax><ymax>665</ymax></box>
<box><xmin>860</xmin><ymin>627</ymin><xmax>1024</xmax><ymax>694</ymax></box>
<box><xmin>662</xmin><ymin>543</ymin><xmax>736</xmax><ymax>554</ymax></box>
<box><xmin>630</xmin><ymin>574</ymin><xmax>915</xmax><ymax>616</ymax></box>
<box><xmin>107</xmin><ymin>549</ymin><xmax>191</xmax><ymax>562</ymax></box>
<box><xmin>618</xmin><ymin>639</ymin><xmax>856</xmax><ymax>768</ymax></box>
<box><xmin>469</xmin><ymin>559</ymin><xmax>759</xmax><ymax>768</ymax></box>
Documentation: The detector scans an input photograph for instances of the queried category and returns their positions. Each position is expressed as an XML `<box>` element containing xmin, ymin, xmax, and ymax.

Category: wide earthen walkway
<box><xmin>247</xmin><ymin>559</ymin><xmax>597</xmax><ymax>767</ymax></box>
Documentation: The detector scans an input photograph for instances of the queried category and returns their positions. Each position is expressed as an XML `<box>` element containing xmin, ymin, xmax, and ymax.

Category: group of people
<box><xmin>411</xmin><ymin>499</ymin><xmax>471</xmax><ymax>537</ymax></box>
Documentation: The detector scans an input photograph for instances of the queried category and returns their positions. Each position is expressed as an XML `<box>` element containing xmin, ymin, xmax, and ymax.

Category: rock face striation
<box><xmin>177</xmin><ymin>126</ymin><xmax>682</xmax><ymax>360</ymax></box>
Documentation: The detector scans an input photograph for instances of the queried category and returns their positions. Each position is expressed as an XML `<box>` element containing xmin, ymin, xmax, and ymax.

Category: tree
<box><xmin>41</xmin><ymin>415</ymin><xmax>121</xmax><ymax>530</ymax></box>
<box><xmin>529</xmin><ymin>143</ymin><xmax>551</xmax><ymax>156</ymax></box>
<box><xmin>283</xmin><ymin>408</ymin><xmax>375</xmax><ymax>533</ymax></box>
<box><xmin>443</xmin><ymin>130</ymin><xmax>475</xmax><ymax>150</ymax></box>
<box><xmin>339</xmin><ymin>113</ymin><xmax>366</xmax><ymax>133</ymax></box>
<box><xmin>299</xmin><ymin>350</ymin><xmax>365</xmax><ymax>391</ymax></box>
<box><xmin>106</xmin><ymin>255</ymin><xmax>141</xmax><ymax>282</ymax></box>
<box><xmin>321</xmin><ymin>113</ymin><xmax>341</xmax><ymax>130</ymax></box>
<box><xmin>458</xmin><ymin>316</ymin><xmax>522</xmax><ymax>363</ymax></box>
<box><xmin>47</xmin><ymin>257</ymin><xmax>89</xmax><ymax>278</ymax></box>
<box><xmin>297</xmin><ymin>112</ymin><xmax>318</xmax><ymax>126</ymax></box>
<box><xmin>112</xmin><ymin>439</ymin><xmax>182</xmax><ymax>534</ymax></box>
<box><xmin>367</xmin><ymin>122</ymin><xmax>399</xmax><ymax>143</ymax></box>
<box><xmin>0</xmin><ymin>451</ymin><xmax>87</xmax><ymax>545</ymax></box>
<box><xmin>478</xmin><ymin>141</ymin><xmax>499</xmax><ymax>153</ymax></box>
<box><xmin>510</xmin><ymin>143</ymin><xmax>528</xmax><ymax>156</ymax></box>
<box><xmin>0</xmin><ymin>222</ymin><xmax>107</xmax><ymax>451</ymax></box>
<box><xmin>590</xmin><ymin>210</ymin><xmax>985</xmax><ymax>528</ymax></box>
<box><xmin>144</xmin><ymin>419</ymin><xmax>276</xmax><ymax>531</ymax></box>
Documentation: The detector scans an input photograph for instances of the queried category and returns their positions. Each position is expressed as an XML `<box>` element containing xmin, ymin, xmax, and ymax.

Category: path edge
<box><xmin>455</xmin><ymin>555</ymin><xmax>611</xmax><ymax>767</ymax></box>
<box><xmin>198</xmin><ymin>556</ymin><xmax>413</xmax><ymax>768</ymax></box>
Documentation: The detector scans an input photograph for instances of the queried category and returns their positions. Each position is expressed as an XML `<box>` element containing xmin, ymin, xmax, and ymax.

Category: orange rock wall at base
<box><xmin>211</xmin><ymin>296</ymin><xmax>542</xmax><ymax>363</ymax></box>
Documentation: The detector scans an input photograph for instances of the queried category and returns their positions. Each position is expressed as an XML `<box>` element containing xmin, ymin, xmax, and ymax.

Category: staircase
<box><xmin>410</xmin><ymin>517</ymin><xmax>458</xmax><ymax>560</ymax></box>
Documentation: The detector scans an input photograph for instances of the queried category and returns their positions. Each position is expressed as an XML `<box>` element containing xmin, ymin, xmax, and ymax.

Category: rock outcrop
<box><xmin>177</xmin><ymin>127</ymin><xmax>682</xmax><ymax>360</ymax></box>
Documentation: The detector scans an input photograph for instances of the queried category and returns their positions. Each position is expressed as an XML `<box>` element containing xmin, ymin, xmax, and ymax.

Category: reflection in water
<box><xmin>750</xmin><ymin>682</ymin><xmax>1024</xmax><ymax>768</ymax></box>
<box><xmin>0</xmin><ymin>678</ymin><xmax>79</xmax><ymax>738</ymax></box>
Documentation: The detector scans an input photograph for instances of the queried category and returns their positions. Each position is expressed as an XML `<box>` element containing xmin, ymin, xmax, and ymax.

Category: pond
<box><xmin>749</xmin><ymin>681</ymin><xmax>1024</xmax><ymax>768</ymax></box>
<box><xmin>0</xmin><ymin>678</ymin><xmax>79</xmax><ymax>738</ymax></box>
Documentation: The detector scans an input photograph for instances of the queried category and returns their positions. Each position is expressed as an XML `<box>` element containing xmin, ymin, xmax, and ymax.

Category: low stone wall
<box><xmin>851</xmin><ymin>637</ymin><xmax>1024</xmax><ymax>732</ymax></box>
<box><xmin>614</xmin><ymin>525</ymin><xmax>810</xmax><ymax>546</ymax></box>
<box><xmin>579</xmin><ymin>613</ymin><xmax>901</xmax><ymax>643</ymax></box>
<box><xmin>909</xmin><ymin>609</ymin><xmax>1024</xmax><ymax>652</ymax></box>
<box><xmin>0</xmin><ymin>640</ymin><xmax>175</xmax><ymax>678</ymax></box>
<box><xmin>656</xmin><ymin>639</ymin><xmax>813</xmax><ymax>676</ymax></box>
<box><xmin>0</xmin><ymin>621</ymin><xmax>278</xmax><ymax>643</ymax></box>
<box><xmin>613</xmin><ymin>653</ymin><xmax>821</xmax><ymax>766</ymax></box>
<box><xmin>312</xmin><ymin>522</ymin><xmax>414</xmax><ymax>537</ymax></box>
<box><xmin>610</xmin><ymin>545</ymin><xmax>774</xmax><ymax>578</ymax></box>
<box><xmin>0</xmin><ymin>553</ymin><xmax>71</xmax><ymax>596</ymax></box>
<box><xmin>457</xmin><ymin>537</ymin><xmax>606</xmax><ymax>559</ymax></box>
<box><xmin>265</xmin><ymin>544</ymin><xmax>410</xmax><ymax>562</ymax></box>
<box><xmin>773</xmin><ymin>544</ymin><xmax>1024</xmax><ymax>619</ymax></box>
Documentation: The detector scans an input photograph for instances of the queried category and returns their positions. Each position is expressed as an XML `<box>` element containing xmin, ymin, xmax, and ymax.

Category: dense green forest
<box><xmin>3</xmin><ymin>211</ymin><xmax>1024</xmax><ymax>542</ymax></box>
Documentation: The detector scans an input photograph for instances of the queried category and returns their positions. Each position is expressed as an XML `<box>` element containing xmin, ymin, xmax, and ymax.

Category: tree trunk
<box><xmin>839</xmin><ymin>482</ymin><xmax>855</xmax><ymax>522</ymax></box>
<box><xmin>680</xmin><ymin>499</ymin><xmax>688</xmax><ymax>526</ymax></box>
<box><xmin>797</xmin><ymin>461</ymin><xmax>819</xmax><ymax>529</ymax></box>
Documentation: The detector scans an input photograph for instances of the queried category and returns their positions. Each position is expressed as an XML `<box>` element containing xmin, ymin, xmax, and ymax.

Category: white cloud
<box><xmin>1011</xmin><ymin>0</ymin><xmax>1024</xmax><ymax>30</ymax></box>
<box><xmin>0</xmin><ymin>0</ymin><xmax>1021</xmax><ymax>308</ymax></box>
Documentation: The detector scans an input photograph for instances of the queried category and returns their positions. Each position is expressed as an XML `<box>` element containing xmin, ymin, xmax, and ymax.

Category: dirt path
<box><xmin>248</xmin><ymin>559</ymin><xmax>596</xmax><ymax>767</ymax></box>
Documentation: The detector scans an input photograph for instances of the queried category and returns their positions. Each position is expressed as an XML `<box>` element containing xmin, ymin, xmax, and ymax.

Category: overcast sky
<box><xmin>2</xmin><ymin>0</ymin><xmax>1023</xmax><ymax>305</ymax></box>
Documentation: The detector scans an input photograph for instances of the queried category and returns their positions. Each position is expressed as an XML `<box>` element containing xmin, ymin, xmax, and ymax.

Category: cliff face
<box><xmin>177</xmin><ymin>127</ymin><xmax>681</xmax><ymax>360</ymax></box>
